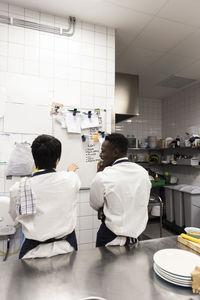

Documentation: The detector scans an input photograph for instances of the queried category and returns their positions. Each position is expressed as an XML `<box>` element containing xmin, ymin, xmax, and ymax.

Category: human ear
<box><xmin>113</xmin><ymin>148</ymin><xmax>120</xmax><ymax>158</ymax></box>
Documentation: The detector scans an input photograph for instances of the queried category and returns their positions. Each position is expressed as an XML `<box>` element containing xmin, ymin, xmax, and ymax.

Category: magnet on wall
<box><xmin>81</xmin><ymin>135</ymin><xmax>86</xmax><ymax>142</ymax></box>
<box><xmin>73</xmin><ymin>108</ymin><xmax>77</xmax><ymax>116</ymax></box>
<box><xmin>98</xmin><ymin>131</ymin><xmax>105</xmax><ymax>138</ymax></box>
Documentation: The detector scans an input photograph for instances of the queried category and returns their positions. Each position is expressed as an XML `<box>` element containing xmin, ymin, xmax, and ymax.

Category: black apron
<box><xmin>19</xmin><ymin>169</ymin><xmax>77</xmax><ymax>259</ymax></box>
<box><xmin>96</xmin><ymin>222</ymin><xmax>137</xmax><ymax>247</ymax></box>
<box><xmin>96</xmin><ymin>158</ymin><xmax>137</xmax><ymax>247</ymax></box>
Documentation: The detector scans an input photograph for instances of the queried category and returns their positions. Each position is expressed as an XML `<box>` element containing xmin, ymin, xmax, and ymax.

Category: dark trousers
<box><xmin>96</xmin><ymin>222</ymin><xmax>137</xmax><ymax>247</ymax></box>
<box><xmin>96</xmin><ymin>222</ymin><xmax>117</xmax><ymax>247</ymax></box>
<box><xmin>19</xmin><ymin>230</ymin><xmax>77</xmax><ymax>259</ymax></box>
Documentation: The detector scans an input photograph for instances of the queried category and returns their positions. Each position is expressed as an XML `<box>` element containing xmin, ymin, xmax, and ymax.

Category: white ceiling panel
<box><xmin>140</xmin><ymin>72</ymin><xmax>170</xmax><ymax>87</ymax></box>
<box><xmin>115</xmin><ymin>29</ymin><xmax>139</xmax><ymax>58</ymax></box>
<box><xmin>114</xmin><ymin>11</ymin><xmax>153</xmax><ymax>57</ymax></box>
<box><xmin>158</xmin><ymin>0</ymin><xmax>200</xmax><ymax>27</ymax></box>
<box><xmin>140</xmin><ymin>85</ymin><xmax>177</xmax><ymax>98</ymax></box>
<box><xmin>131</xmin><ymin>17</ymin><xmax>195</xmax><ymax>52</ymax></box>
<box><xmin>116</xmin><ymin>47</ymin><xmax>163</xmax><ymax>74</ymax></box>
<box><xmin>2</xmin><ymin>0</ymin><xmax>152</xmax><ymax>29</ymax></box>
<box><xmin>176</xmin><ymin>60</ymin><xmax>200</xmax><ymax>80</ymax></box>
<box><xmin>107</xmin><ymin>0</ymin><xmax>168</xmax><ymax>15</ymax></box>
<box><xmin>169</xmin><ymin>29</ymin><xmax>200</xmax><ymax>60</ymax></box>
<box><xmin>145</xmin><ymin>54</ymin><xmax>196</xmax><ymax>76</ymax></box>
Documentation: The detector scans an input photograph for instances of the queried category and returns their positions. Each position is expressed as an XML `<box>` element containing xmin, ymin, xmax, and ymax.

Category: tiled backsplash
<box><xmin>116</xmin><ymin>88</ymin><xmax>200</xmax><ymax>186</ymax></box>
<box><xmin>162</xmin><ymin>82</ymin><xmax>200</xmax><ymax>138</ymax></box>
<box><xmin>162</xmin><ymin>82</ymin><xmax>200</xmax><ymax>185</ymax></box>
<box><xmin>115</xmin><ymin>97</ymin><xmax>162</xmax><ymax>142</ymax></box>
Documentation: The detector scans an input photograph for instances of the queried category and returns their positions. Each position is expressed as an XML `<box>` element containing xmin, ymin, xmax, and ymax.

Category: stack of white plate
<box><xmin>153</xmin><ymin>249</ymin><xmax>200</xmax><ymax>287</ymax></box>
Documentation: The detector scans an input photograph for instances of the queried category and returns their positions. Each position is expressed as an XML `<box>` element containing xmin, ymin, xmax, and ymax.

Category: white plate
<box><xmin>153</xmin><ymin>264</ymin><xmax>191</xmax><ymax>287</ymax></box>
<box><xmin>153</xmin><ymin>248</ymin><xmax>200</xmax><ymax>277</ymax></box>
<box><xmin>154</xmin><ymin>263</ymin><xmax>191</xmax><ymax>280</ymax></box>
<box><xmin>154</xmin><ymin>264</ymin><xmax>192</xmax><ymax>284</ymax></box>
<box><xmin>78</xmin><ymin>297</ymin><xmax>106</xmax><ymax>300</ymax></box>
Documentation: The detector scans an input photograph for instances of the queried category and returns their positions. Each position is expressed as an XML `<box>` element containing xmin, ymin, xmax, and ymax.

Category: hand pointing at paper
<box><xmin>67</xmin><ymin>163</ymin><xmax>79</xmax><ymax>172</ymax></box>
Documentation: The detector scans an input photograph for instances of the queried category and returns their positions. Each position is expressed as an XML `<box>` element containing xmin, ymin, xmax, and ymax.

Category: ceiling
<box><xmin>2</xmin><ymin>0</ymin><xmax>200</xmax><ymax>99</ymax></box>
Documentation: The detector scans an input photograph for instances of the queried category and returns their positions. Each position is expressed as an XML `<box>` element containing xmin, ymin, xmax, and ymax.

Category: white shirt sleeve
<box><xmin>66</xmin><ymin>171</ymin><xmax>81</xmax><ymax>191</ymax></box>
<box><xmin>90</xmin><ymin>173</ymin><xmax>105</xmax><ymax>211</ymax></box>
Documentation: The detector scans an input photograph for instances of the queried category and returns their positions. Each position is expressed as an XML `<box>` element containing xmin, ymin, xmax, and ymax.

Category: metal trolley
<box><xmin>148</xmin><ymin>195</ymin><xmax>163</xmax><ymax>237</ymax></box>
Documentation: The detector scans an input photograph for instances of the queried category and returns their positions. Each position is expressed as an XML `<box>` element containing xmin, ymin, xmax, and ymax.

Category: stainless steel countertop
<box><xmin>0</xmin><ymin>236</ymin><xmax>198</xmax><ymax>300</ymax></box>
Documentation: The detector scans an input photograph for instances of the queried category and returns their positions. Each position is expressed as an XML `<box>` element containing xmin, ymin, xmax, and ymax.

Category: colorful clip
<box><xmin>81</xmin><ymin>135</ymin><xmax>86</xmax><ymax>142</ymax></box>
<box><xmin>93</xmin><ymin>135</ymin><xmax>99</xmax><ymax>142</ymax></box>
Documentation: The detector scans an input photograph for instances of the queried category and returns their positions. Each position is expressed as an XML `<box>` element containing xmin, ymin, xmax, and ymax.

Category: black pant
<box><xmin>19</xmin><ymin>230</ymin><xmax>77</xmax><ymax>259</ymax></box>
<box><xmin>96</xmin><ymin>222</ymin><xmax>137</xmax><ymax>247</ymax></box>
<box><xmin>96</xmin><ymin>222</ymin><xmax>117</xmax><ymax>247</ymax></box>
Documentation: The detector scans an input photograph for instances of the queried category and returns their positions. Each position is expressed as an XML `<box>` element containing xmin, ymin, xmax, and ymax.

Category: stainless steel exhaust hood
<box><xmin>115</xmin><ymin>72</ymin><xmax>139</xmax><ymax>123</ymax></box>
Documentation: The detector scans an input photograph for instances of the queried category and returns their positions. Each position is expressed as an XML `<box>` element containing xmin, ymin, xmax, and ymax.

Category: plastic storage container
<box><xmin>173</xmin><ymin>184</ymin><xmax>188</xmax><ymax>227</ymax></box>
<box><xmin>181</xmin><ymin>186</ymin><xmax>200</xmax><ymax>227</ymax></box>
<box><xmin>164</xmin><ymin>185</ymin><xmax>176</xmax><ymax>223</ymax></box>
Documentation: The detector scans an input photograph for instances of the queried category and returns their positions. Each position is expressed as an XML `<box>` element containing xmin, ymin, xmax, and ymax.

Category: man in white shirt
<box><xmin>9</xmin><ymin>134</ymin><xmax>81</xmax><ymax>259</ymax></box>
<box><xmin>90</xmin><ymin>133</ymin><xmax>151</xmax><ymax>247</ymax></box>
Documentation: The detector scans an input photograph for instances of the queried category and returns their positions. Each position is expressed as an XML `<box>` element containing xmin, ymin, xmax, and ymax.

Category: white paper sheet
<box><xmin>66</xmin><ymin>112</ymin><xmax>81</xmax><ymax>133</ymax></box>
<box><xmin>81</xmin><ymin>114</ymin><xmax>100</xmax><ymax>129</ymax></box>
<box><xmin>55</xmin><ymin>114</ymin><xmax>67</xmax><ymax>129</ymax></box>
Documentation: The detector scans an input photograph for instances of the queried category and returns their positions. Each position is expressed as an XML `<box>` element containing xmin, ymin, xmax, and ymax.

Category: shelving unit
<box><xmin>128</xmin><ymin>146</ymin><xmax>200</xmax><ymax>167</ymax></box>
<box><xmin>128</xmin><ymin>146</ymin><xmax>200</xmax><ymax>151</ymax></box>
<box><xmin>138</xmin><ymin>162</ymin><xmax>200</xmax><ymax>168</ymax></box>
<box><xmin>128</xmin><ymin>147</ymin><xmax>200</xmax><ymax>235</ymax></box>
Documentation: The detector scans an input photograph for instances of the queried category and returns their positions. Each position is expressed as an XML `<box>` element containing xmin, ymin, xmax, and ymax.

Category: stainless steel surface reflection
<box><xmin>0</xmin><ymin>236</ymin><xmax>198</xmax><ymax>300</ymax></box>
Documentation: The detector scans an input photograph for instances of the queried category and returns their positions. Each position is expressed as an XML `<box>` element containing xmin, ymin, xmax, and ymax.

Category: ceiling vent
<box><xmin>157</xmin><ymin>75</ymin><xmax>197</xmax><ymax>89</ymax></box>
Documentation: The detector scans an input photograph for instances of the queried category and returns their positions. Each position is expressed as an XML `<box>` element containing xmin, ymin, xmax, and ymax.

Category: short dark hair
<box><xmin>105</xmin><ymin>133</ymin><xmax>128</xmax><ymax>154</ymax></box>
<box><xmin>31</xmin><ymin>134</ymin><xmax>61</xmax><ymax>169</ymax></box>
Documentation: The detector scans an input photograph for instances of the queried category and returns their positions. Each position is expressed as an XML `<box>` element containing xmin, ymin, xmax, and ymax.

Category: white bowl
<box><xmin>151</xmin><ymin>205</ymin><xmax>160</xmax><ymax>216</ymax></box>
<box><xmin>184</xmin><ymin>227</ymin><xmax>200</xmax><ymax>239</ymax></box>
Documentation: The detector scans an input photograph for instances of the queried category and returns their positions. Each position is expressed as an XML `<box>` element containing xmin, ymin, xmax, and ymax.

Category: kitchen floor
<box><xmin>140</xmin><ymin>219</ymin><xmax>175</xmax><ymax>240</ymax></box>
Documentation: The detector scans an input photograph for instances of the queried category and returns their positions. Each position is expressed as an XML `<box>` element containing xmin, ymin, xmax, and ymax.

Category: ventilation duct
<box><xmin>0</xmin><ymin>14</ymin><xmax>76</xmax><ymax>37</ymax></box>
<box><xmin>115</xmin><ymin>72</ymin><xmax>139</xmax><ymax>123</ymax></box>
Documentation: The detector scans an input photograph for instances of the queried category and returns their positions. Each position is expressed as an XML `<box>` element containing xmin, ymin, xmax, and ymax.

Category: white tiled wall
<box><xmin>115</xmin><ymin>97</ymin><xmax>162</xmax><ymax>142</ymax></box>
<box><xmin>162</xmin><ymin>83</ymin><xmax>200</xmax><ymax>138</ymax></box>
<box><xmin>77</xmin><ymin>190</ymin><xmax>101</xmax><ymax>249</ymax></box>
<box><xmin>162</xmin><ymin>82</ymin><xmax>200</xmax><ymax>185</ymax></box>
<box><xmin>0</xmin><ymin>4</ymin><xmax>115</xmax><ymax>250</ymax></box>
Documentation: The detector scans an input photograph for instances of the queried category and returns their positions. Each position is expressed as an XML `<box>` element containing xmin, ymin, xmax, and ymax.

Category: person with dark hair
<box><xmin>90</xmin><ymin>133</ymin><xmax>151</xmax><ymax>247</ymax></box>
<box><xmin>9</xmin><ymin>134</ymin><xmax>80</xmax><ymax>259</ymax></box>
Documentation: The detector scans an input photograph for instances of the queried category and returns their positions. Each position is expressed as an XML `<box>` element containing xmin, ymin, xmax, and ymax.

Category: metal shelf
<box><xmin>128</xmin><ymin>147</ymin><xmax>200</xmax><ymax>151</ymax></box>
<box><xmin>136</xmin><ymin>161</ymin><xmax>200</xmax><ymax>168</ymax></box>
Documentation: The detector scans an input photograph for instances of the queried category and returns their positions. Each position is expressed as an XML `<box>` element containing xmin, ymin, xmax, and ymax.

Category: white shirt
<box><xmin>90</xmin><ymin>158</ymin><xmax>151</xmax><ymax>242</ymax></box>
<box><xmin>9</xmin><ymin>170</ymin><xmax>81</xmax><ymax>258</ymax></box>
